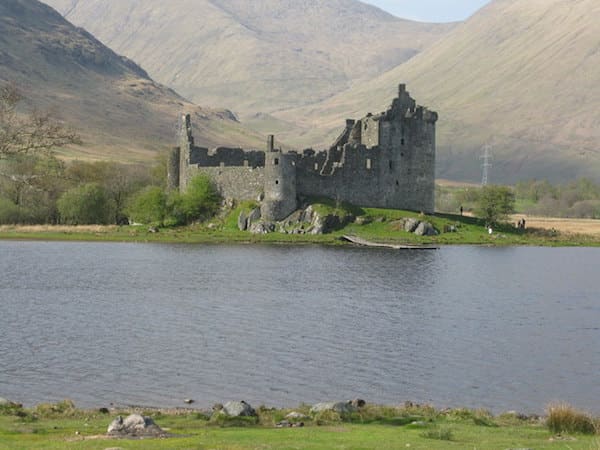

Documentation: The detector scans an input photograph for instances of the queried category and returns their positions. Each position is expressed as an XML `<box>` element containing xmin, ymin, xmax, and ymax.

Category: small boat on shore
<box><xmin>341</xmin><ymin>235</ymin><xmax>439</xmax><ymax>250</ymax></box>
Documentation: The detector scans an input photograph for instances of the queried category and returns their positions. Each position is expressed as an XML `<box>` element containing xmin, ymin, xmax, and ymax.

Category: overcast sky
<box><xmin>361</xmin><ymin>0</ymin><xmax>492</xmax><ymax>22</ymax></box>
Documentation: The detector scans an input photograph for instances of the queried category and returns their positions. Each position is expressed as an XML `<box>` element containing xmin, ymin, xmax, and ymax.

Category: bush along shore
<box><xmin>1</xmin><ymin>398</ymin><xmax>599</xmax><ymax>449</ymax></box>
<box><xmin>0</xmin><ymin>200</ymin><xmax>599</xmax><ymax>247</ymax></box>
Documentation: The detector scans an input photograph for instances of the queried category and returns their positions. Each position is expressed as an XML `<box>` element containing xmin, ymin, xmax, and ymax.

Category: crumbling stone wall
<box><xmin>168</xmin><ymin>84</ymin><xmax>437</xmax><ymax>220</ymax></box>
<box><xmin>187</xmin><ymin>166</ymin><xmax>265</xmax><ymax>201</ymax></box>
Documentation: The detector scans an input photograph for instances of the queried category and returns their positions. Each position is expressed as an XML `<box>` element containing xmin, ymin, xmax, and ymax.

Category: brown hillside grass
<box><xmin>510</xmin><ymin>215</ymin><xmax>600</xmax><ymax>236</ymax></box>
<box><xmin>0</xmin><ymin>225</ymin><xmax>117</xmax><ymax>233</ymax></box>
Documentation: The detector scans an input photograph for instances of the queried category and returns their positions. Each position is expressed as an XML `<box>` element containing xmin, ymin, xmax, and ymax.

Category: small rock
<box><xmin>404</xmin><ymin>218</ymin><xmax>420</xmax><ymax>232</ymax></box>
<box><xmin>350</xmin><ymin>399</ymin><xmax>366</xmax><ymax>408</ymax></box>
<box><xmin>414</xmin><ymin>221</ymin><xmax>438</xmax><ymax>236</ymax></box>
<box><xmin>184</xmin><ymin>399</ymin><xmax>194</xmax><ymax>404</ymax></box>
<box><xmin>276</xmin><ymin>420</ymin><xmax>291</xmax><ymax>428</ymax></box>
<box><xmin>249</xmin><ymin>222</ymin><xmax>275</xmax><ymax>234</ymax></box>
<box><xmin>147</xmin><ymin>226</ymin><xmax>159</xmax><ymax>233</ymax></box>
<box><xmin>310</xmin><ymin>401</ymin><xmax>357</xmax><ymax>415</ymax></box>
<box><xmin>222</xmin><ymin>401</ymin><xmax>257</xmax><ymax>417</ymax></box>
<box><xmin>299</xmin><ymin>206</ymin><xmax>314</xmax><ymax>223</ymax></box>
<box><xmin>237</xmin><ymin>212</ymin><xmax>248</xmax><ymax>231</ymax></box>
<box><xmin>98</xmin><ymin>407</ymin><xmax>110</xmax><ymax>414</ymax></box>
<box><xmin>247</xmin><ymin>208</ymin><xmax>261</xmax><ymax>225</ymax></box>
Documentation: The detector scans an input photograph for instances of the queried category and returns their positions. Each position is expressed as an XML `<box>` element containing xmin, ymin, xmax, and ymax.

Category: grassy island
<box><xmin>1</xmin><ymin>400</ymin><xmax>598</xmax><ymax>449</ymax></box>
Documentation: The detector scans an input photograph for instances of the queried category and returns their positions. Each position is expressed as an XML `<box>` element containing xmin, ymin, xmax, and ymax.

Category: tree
<box><xmin>172</xmin><ymin>174</ymin><xmax>220</xmax><ymax>224</ymax></box>
<box><xmin>125</xmin><ymin>186</ymin><xmax>169</xmax><ymax>226</ymax></box>
<box><xmin>475</xmin><ymin>185</ymin><xmax>515</xmax><ymax>225</ymax></box>
<box><xmin>0</xmin><ymin>83</ymin><xmax>79</xmax><ymax>223</ymax></box>
<box><xmin>65</xmin><ymin>160</ymin><xmax>153</xmax><ymax>224</ymax></box>
<box><xmin>1</xmin><ymin>84</ymin><xmax>79</xmax><ymax>159</ymax></box>
<box><xmin>57</xmin><ymin>183</ymin><xmax>114</xmax><ymax>225</ymax></box>
<box><xmin>0</xmin><ymin>153</ymin><xmax>67</xmax><ymax>223</ymax></box>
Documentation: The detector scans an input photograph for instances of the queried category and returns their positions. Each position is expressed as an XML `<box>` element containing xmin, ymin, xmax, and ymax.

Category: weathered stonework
<box><xmin>170</xmin><ymin>84</ymin><xmax>437</xmax><ymax>221</ymax></box>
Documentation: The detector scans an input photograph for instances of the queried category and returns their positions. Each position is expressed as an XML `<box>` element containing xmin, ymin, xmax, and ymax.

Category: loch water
<box><xmin>0</xmin><ymin>241</ymin><xmax>598</xmax><ymax>413</ymax></box>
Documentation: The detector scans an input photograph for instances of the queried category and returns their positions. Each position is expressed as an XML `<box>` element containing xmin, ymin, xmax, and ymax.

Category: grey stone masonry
<box><xmin>169</xmin><ymin>84</ymin><xmax>437</xmax><ymax>221</ymax></box>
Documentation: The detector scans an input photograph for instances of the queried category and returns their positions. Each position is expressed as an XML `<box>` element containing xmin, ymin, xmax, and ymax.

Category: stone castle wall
<box><xmin>185</xmin><ymin>166</ymin><xmax>265</xmax><ymax>201</ymax></box>
<box><xmin>170</xmin><ymin>84</ymin><xmax>437</xmax><ymax>220</ymax></box>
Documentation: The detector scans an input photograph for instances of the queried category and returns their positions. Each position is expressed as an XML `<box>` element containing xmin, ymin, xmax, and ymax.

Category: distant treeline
<box><xmin>0</xmin><ymin>154</ymin><xmax>219</xmax><ymax>226</ymax></box>
<box><xmin>436</xmin><ymin>178</ymin><xmax>600</xmax><ymax>219</ymax></box>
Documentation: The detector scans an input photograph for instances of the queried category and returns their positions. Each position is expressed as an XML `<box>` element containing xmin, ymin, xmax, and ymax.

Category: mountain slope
<box><xmin>0</xmin><ymin>0</ymin><xmax>263</xmax><ymax>163</ymax></box>
<box><xmin>43</xmin><ymin>0</ymin><xmax>454</xmax><ymax>117</ymax></box>
<box><xmin>280</xmin><ymin>0</ymin><xmax>600</xmax><ymax>183</ymax></box>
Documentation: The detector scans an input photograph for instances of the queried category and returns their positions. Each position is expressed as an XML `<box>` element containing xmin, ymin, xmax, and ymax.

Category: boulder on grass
<box><xmin>222</xmin><ymin>401</ymin><xmax>257</xmax><ymax>417</ymax></box>
<box><xmin>107</xmin><ymin>414</ymin><xmax>165</xmax><ymax>437</ymax></box>
<box><xmin>404</xmin><ymin>218</ymin><xmax>420</xmax><ymax>232</ymax></box>
<box><xmin>310</xmin><ymin>401</ymin><xmax>357</xmax><ymax>415</ymax></box>
<box><xmin>247</xmin><ymin>208</ymin><xmax>261</xmax><ymax>225</ymax></box>
<box><xmin>414</xmin><ymin>221</ymin><xmax>438</xmax><ymax>236</ymax></box>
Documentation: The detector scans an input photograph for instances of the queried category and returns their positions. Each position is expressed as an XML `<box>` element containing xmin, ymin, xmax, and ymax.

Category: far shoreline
<box><xmin>0</xmin><ymin>221</ymin><xmax>599</xmax><ymax>248</ymax></box>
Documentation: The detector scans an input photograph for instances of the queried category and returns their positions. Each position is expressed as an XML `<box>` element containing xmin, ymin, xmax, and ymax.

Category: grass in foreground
<box><xmin>1</xmin><ymin>401</ymin><xmax>599</xmax><ymax>450</ymax></box>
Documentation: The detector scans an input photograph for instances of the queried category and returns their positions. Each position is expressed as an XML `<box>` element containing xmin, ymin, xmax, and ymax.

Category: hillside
<box><xmin>0</xmin><ymin>0</ymin><xmax>263</xmax><ymax>163</ymax></box>
<box><xmin>43</xmin><ymin>0</ymin><xmax>454</xmax><ymax>118</ymax></box>
<box><xmin>279</xmin><ymin>0</ymin><xmax>600</xmax><ymax>183</ymax></box>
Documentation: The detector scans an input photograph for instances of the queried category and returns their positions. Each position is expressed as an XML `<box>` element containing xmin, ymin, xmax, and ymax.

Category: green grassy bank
<box><xmin>1</xmin><ymin>401</ymin><xmax>599</xmax><ymax>450</ymax></box>
<box><xmin>0</xmin><ymin>205</ymin><xmax>599</xmax><ymax>247</ymax></box>
<box><xmin>0</xmin><ymin>202</ymin><xmax>600</xmax><ymax>246</ymax></box>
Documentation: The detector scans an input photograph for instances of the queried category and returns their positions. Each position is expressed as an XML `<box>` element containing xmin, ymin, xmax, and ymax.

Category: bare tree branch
<box><xmin>0</xmin><ymin>84</ymin><xmax>80</xmax><ymax>159</ymax></box>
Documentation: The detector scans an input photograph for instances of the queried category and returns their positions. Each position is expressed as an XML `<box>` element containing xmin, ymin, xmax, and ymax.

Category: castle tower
<box><xmin>167</xmin><ymin>114</ymin><xmax>193</xmax><ymax>191</ymax></box>
<box><xmin>177</xmin><ymin>114</ymin><xmax>194</xmax><ymax>191</ymax></box>
<box><xmin>167</xmin><ymin>146</ymin><xmax>180</xmax><ymax>191</ymax></box>
<box><xmin>261</xmin><ymin>135</ymin><xmax>297</xmax><ymax>221</ymax></box>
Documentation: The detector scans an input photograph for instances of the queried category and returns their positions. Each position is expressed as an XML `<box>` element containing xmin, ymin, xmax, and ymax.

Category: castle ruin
<box><xmin>168</xmin><ymin>84</ymin><xmax>437</xmax><ymax>221</ymax></box>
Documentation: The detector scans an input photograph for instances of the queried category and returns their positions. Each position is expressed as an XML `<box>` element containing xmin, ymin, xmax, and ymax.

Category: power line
<box><xmin>480</xmin><ymin>144</ymin><xmax>493</xmax><ymax>186</ymax></box>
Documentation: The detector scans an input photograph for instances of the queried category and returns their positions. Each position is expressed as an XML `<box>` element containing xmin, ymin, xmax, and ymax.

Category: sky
<box><xmin>361</xmin><ymin>0</ymin><xmax>492</xmax><ymax>23</ymax></box>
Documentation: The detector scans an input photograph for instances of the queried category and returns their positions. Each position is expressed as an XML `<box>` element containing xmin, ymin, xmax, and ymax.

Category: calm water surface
<box><xmin>0</xmin><ymin>241</ymin><xmax>598</xmax><ymax>413</ymax></box>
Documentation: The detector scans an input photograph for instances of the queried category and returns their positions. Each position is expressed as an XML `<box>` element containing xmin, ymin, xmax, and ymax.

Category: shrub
<box><xmin>34</xmin><ymin>399</ymin><xmax>78</xmax><ymax>418</ymax></box>
<box><xmin>175</xmin><ymin>174</ymin><xmax>220</xmax><ymax>224</ymax></box>
<box><xmin>475</xmin><ymin>185</ymin><xmax>515</xmax><ymax>225</ymax></box>
<box><xmin>57</xmin><ymin>183</ymin><xmax>114</xmax><ymax>225</ymax></box>
<box><xmin>126</xmin><ymin>186</ymin><xmax>169</xmax><ymax>226</ymax></box>
<box><xmin>546</xmin><ymin>403</ymin><xmax>596</xmax><ymax>435</ymax></box>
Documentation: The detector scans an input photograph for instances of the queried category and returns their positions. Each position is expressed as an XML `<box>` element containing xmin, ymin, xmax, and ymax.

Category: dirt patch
<box><xmin>510</xmin><ymin>215</ymin><xmax>600</xmax><ymax>236</ymax></box>
<box><xmin>0</xmin><ymin>225</ymin><xmax>118</xmax><ymax>233</ymax></box>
